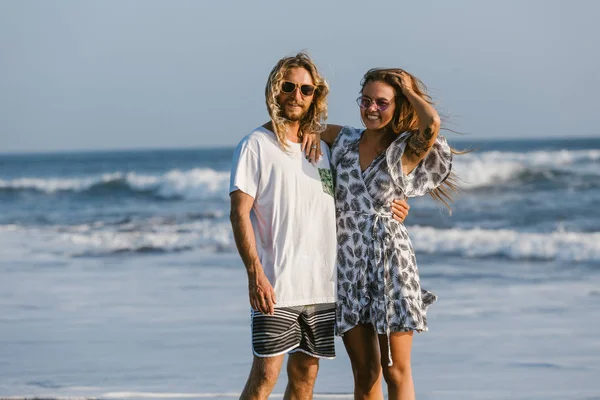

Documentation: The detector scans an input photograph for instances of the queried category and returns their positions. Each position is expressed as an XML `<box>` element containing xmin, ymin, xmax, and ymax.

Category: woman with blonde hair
<box><xmin>314</xmin><ymin>68</ymin><xmax>457</xmax><ymax>399</ymax></box>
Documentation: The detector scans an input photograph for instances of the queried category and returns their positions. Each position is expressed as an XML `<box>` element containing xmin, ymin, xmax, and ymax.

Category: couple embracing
<box><xmin>229</xmin><ymin>52</ymin><xmax>457</xmax><ymax>400</ymax></box>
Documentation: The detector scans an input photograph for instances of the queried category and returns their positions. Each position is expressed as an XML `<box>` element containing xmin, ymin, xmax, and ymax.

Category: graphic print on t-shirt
<box><xmin>318</xmin><ymin>168</ymin><xmax>334</xmax><ymax>197</ymax></box>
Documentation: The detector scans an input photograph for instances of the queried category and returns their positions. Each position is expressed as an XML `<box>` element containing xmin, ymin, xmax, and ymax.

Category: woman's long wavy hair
<box><xmin>361</xmin><ymin>68</ymin><xmax>465</xmax><ymax>210</ymax></box>
<box><xmin>265</xmin><ymin>52</ymin><xmax>329</xmax><ymax>149</ymax></box>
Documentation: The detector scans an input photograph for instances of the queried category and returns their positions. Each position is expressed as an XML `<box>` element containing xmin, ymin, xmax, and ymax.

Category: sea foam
<box><xmin>2</xmin><ymin>222</ymin><xmax>598</xmax><ymax>263</ymax></box>
<box><xmin>1</xmin><ymin>149</ymin><xmax>598</xmax><ymax>197</ymax></box>
<box><xmin>453</xmin><ymin>149</ymin><xmax>600</xmax><ymax>188</ymax></box>
<box><xmin>410</xmin><ymin>225</ymin><xmax>600</xmax><ymax>262</ymax></box>
<box><xmin>0</xmin><ymin>168</ymin><xmax>230</xmax><ymax>199</ymax></box>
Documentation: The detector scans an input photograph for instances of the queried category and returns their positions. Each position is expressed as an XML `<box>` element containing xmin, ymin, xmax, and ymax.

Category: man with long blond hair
<box><xmin>229</xmin><ymin>53</ymin><xmax>410</xmax><ymax>399</ymax></box>
<box><xmin>229</xmin><ymin>52</ymin><xmax>337</xmax><ymax>400</ymax></box>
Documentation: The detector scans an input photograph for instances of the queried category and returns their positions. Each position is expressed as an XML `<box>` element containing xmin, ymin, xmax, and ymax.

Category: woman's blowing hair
<box><xmin>361</xmin><ymin>68</ymin><xmax>465</xmax><ymax>210</ymax></box>
<box><xmin>265</xmin><ymin>52</ymin><xmax>329</xmax><ymax>149</ymax></box>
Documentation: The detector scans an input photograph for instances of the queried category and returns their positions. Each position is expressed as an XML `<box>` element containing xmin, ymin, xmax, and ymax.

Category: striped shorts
<box><xmin>251</xmin><ymin>303</ymin><xmax>336</xmax><ymax>359</ymax></box>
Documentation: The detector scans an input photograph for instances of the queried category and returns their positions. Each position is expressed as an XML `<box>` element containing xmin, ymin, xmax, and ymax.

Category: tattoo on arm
<box><xmin>408</xmin><ymin>127</ymin><xmax>434</xmax><ymax>158</ymax></box>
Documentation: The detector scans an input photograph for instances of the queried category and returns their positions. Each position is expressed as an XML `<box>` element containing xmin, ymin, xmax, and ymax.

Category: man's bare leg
<box><xmin>284</xmin><ymin>352</ymin><xmax>320</xmax><ymax>400</ymax></box>
<box><xmin>240</xmin><ymin>354</ymin><xmax>286</xmax><ymax>400</ymax></box>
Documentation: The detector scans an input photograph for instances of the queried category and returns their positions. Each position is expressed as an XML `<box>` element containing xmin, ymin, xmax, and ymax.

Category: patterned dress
<box><xmin>330</xmin><ymin>126</ymin><xmax>452</xmax><ymax>342</ymax></box>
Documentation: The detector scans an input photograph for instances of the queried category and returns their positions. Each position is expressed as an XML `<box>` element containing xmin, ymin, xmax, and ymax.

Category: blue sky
<box><xmin>1</xmin><ymin>0</ymin><xmax>599</xmax><ymax>152</ymax></box>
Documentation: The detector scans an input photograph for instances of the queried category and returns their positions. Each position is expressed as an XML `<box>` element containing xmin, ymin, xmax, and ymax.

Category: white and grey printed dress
<box><xmin>331</xmin><ymin>126</ymin><xmax>452</xmax><ymax>339</ymax></box>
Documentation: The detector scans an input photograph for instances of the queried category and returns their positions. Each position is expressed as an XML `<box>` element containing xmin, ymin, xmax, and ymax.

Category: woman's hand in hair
<box><xmin>398</xmin><ymin>71</ymin><xmax>415</xmax><ymax>96</ymax></box>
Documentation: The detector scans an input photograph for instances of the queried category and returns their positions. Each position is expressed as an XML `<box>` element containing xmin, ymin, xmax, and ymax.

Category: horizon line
<box><xmin>1</xmin><ymin>134</ymin><xmax>599</xmax><ymax>156</ymax></box>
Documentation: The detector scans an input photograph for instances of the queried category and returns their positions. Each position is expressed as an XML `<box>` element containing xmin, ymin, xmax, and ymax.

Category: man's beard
<box><xmin>280</xmin><ymin>102</ymin><xmax>310</xmax><ymax>122</ymax></box>
<box><xmin>281</xmin><ymin>111</ymin><xmax>305</xmax><ymax>121</ymax></box>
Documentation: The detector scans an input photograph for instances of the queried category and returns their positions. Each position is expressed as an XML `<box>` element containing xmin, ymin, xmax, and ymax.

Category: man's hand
<box><xmin>230</xmin><ymin>190</ymin><xmax>277</xmax><ymax>315</ymax></box>
<box><xmin>248</xmin><ymin>270</ymin><xmax>277</xmax><ymax>315</ymax></box>
<box><xmin>391</xmin><ymin>199</ymin><xmax>410</xmax><ymax>223</ymax></box>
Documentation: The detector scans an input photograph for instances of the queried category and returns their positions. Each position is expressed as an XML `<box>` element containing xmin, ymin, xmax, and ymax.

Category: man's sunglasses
<box><xmin>356</xmin><ymin>96</ymin><xmax>394</xmax><ymax>112</ymax></box>
<box><xmin>281</xmin><ymin>81</ymin><xmax>317</xmax><ymax>97</ymax></box>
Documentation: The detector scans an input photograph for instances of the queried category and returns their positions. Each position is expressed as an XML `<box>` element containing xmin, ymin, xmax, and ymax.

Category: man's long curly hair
<box><xmin>265</xmin><ymin>52</ymin><xmax>329</xmax><ymax>149</ymax></box>
<box><xmin>361</xmin><ymin>68</ymin><xmax>465</xmax><ymax>210</ymax></box>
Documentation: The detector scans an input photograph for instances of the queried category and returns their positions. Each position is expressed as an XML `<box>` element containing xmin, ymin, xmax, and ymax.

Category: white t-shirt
<box><xmin>229</xmin><ymin>126</ymin><xmax>337</xmax><ymax>307</ymax></box>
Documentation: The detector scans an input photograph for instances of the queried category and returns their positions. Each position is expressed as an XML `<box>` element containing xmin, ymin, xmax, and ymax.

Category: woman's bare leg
<box><xmin>342</xmin><ymin>323</ymin><xmax>384</xmax><ymax>400</ymax></box>
<box><xmin>379</xmin><ymin>331</ymin><xmax>415</xmax><ymax>400</ymax></box>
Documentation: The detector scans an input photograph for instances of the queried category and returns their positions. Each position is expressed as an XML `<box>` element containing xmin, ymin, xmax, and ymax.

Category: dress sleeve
<box><xmin>330</xmin><ymin>126</ymin><xmax>361</xmax><ymax>167</ymax></box>
<box><xmin>385</xmin><ymin>132</ymin><xmax>453</xmax><ymax>197</ymax></box>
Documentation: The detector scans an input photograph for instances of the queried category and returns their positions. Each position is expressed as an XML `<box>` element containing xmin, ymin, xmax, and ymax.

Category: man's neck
<box><xmin>263</xmin><ymin>121</ymin><xmax>303</xmax><ymax>143</ymax></box>
<box><xmin>285</xmin><ymin>121</ymin><xmax>302</xmax><ymax>143</ymax></box>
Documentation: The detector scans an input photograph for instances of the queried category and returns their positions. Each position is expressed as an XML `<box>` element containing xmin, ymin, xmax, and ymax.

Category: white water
<box><xmin>0</xmin><ymin>168</ymin><xmax>230</xmax><ymax>199</ymax></box>
<box><xmin>3</xmin><ymin>222</ymin><xmax>599</xmax><ymax>263</ymax></box>
<box><xmin>2</xmin><ymin>148</ymin><xmax>599</xmax><ymax>196</ymax></box>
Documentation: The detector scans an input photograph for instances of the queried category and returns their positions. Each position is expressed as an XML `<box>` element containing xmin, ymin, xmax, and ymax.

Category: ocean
<box><xmin>1</xmin><ymin>137</ymin><xmax>599</xmax><ymax>399</ymax></box>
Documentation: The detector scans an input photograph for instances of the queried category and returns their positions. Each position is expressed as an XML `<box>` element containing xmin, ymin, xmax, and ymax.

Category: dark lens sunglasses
<box><xmin>281</xmin><ymin>81</ymin><xmax>316</xmax><ymax>96</ymax></box>
<box><xmin>356</xmin><ymin>96</ymin><xmax>394</xmax><ymax>112</ymax></box>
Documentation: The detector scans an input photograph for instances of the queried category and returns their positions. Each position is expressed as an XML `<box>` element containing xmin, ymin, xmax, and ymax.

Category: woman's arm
<box><xmin>400</xmin><ymin>73</ymin><xmax>441</xmax><ymax>175</ymax></box>
<box><xmin>301</xmin><ymin>124</ymin><xmax>344</xmax><ymax>160</ymax></box>
<box><xmin>321</xmin><ymin>124</ymin><xmax>344</xmax><ymax>146</ymax></box>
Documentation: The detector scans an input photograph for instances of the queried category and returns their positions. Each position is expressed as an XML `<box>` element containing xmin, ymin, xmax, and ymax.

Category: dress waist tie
<box><xmin>338</xmin><ymin>208</ymin><xmax>395</xmax><ymax>366</ymax></box>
